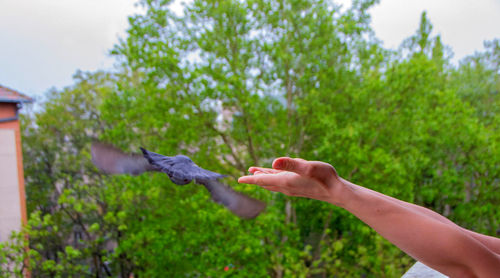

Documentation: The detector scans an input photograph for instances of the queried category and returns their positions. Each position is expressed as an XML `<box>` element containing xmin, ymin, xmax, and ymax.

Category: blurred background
<box><xmin>0</xmin><ymin>0</ymin><xmax>499</xmax><ymax>277</ymax></box>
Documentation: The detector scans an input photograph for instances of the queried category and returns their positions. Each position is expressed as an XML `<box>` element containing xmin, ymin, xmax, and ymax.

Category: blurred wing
<box><xmin>91</xmin><ymin>142</ymin><xmax>156</xmax><ymax>175</ymax></box>
<box><xmin>198</xmin><ymin>180</ymin><xmax>266</xmax><ymax>219</ymax></box>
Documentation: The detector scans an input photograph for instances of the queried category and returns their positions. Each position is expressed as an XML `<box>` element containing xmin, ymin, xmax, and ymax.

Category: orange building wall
<box><xmin>0</xmin><ymin>102</ymin><xmax>28</xmax><ymax>227</ymax></box>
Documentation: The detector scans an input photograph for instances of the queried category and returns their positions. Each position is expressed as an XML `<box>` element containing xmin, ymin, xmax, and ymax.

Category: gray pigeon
<box><xmin>91</xmin><ymin>142</ymin><xmax>266</xmax><ymax>219</ymax></box>
<box><xmin>139</xmin><ymin>148</ymin><xmax>226</xmax><ymax>185</ymax></box>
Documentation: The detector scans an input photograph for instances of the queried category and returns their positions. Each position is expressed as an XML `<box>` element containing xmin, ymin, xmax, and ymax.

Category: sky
<box><xmin>0</xmin><ymin>0</ymin><xmax>499</xmax><ymax>100</ymax></box>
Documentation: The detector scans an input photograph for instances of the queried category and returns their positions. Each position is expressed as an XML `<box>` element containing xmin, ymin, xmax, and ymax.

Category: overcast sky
<box><xmin>0</xmin><ymin>0</ymin><xmax>499</xmax><ymax>99</ymax></box>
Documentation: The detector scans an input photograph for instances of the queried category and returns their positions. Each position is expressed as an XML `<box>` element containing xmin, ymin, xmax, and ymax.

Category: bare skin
<box><xmin>238</xmin><ymin>157</ymin><xmax>500</xmax><ymax>278</ymax></box>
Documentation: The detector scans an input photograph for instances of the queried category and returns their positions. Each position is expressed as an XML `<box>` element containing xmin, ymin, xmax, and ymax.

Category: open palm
<box><xmin>238</xmin><ymin>157</ymin><xmax>343</xmax><ymax>204</ymax></box>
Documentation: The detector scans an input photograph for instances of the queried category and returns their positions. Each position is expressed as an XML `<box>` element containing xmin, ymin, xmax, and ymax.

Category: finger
<box><xmin>249</xmin><ymin>167</ymin><xmax>282</xmax><ymax>174</ymax></box>
<box><xmin>253</xmin><ymin>170</ymin><xmax>265</xmax><ymax>175</ymax></box>
<box><xmin>238</xmin><ymin>175</ymin><xmax>259</xmax><ymax>184</ymax></box>
<box><xmin>238</xmin><ymin>174</ymin><xmax>287</xmax><ymax>187</ymax></box>
<box><xmin>272</xmin><ymin>157</ymin><xmax>311</xmax><ymax>176</ymax></box>
<box><xmin>248</xmin><ymin>167</ymin><xmax>267</xmax><ymax>173</ymax></box>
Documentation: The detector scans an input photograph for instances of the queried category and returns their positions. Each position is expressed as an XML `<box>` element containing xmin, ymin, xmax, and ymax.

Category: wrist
<box><xmin>324</xmin><ymin>177</ymin><xmax>355</xmax><ymax>208</ymax></box>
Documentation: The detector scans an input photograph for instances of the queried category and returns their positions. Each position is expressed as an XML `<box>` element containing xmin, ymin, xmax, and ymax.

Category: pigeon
<box><xmin>91</xmin><ymin>141</ymin><xmax>266</xmax><ymax>219</ymax></box>
<box><xmin>139</xmin><ymin>148</ymin><xmax>226</xmax><ymax>185</ymax></box>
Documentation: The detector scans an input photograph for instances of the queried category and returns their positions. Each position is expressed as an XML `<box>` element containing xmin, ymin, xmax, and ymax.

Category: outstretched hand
<box><xmin>238</xmin><ymin>157</ymin><xmax>345</xmax><ymax>205</ymax></box>
<box><xmin>243</xmin><ymin>157</ymin><xmax>500</xmax><ymax>277</ymax></box>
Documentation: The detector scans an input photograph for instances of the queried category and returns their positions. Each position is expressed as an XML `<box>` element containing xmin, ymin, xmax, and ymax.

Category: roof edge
<box><xmin>0</xmin><ymin>85</ymin><xmax>34</xmax><ymax>103</ymax></box>
<box><xmin>0</xmin><ymin>97</ymin><xmax>34</xmax><ymax>103</ymax></box>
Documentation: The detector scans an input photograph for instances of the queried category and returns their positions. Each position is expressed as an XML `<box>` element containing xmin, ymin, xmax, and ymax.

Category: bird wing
<box><xmin>198</xmin><ymin>179</ymin><xmax>266</xmax><ymax>219</ymax></box>
<box><xmin>91</xmin><ymin>141</ymin><xmax>156</xmax><ymax>175</ymax></box>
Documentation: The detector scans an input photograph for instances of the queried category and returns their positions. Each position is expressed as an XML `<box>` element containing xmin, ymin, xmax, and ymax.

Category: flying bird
<box><xmin>91</xmin><ymin>142</ymin><xmax>266</xmax><ymax>219</ymax></box>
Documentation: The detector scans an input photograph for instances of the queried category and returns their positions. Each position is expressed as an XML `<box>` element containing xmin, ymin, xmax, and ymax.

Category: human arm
<box><xmin>238</xmin><ymin>157</ymin><xmax>500</xmax><ymax>278</ymax></box>
<box><xmin>339</xmin><ymin>178</ymin><xmax>500</xmax><ymax>255</ymax></box>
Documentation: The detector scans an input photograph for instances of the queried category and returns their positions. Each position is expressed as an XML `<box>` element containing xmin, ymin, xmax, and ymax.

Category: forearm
<box><xmin>340</xmin><ymin>178</ymin><xmax>456</xmax><ymax>225</ymax></box>
<box><xmin>340</xmin><ymin>178</ymin><xmax>500</xmax><ymax>255</ymax></box>
<box><xmin>333</xmin><ymin>180</ymin><xmax>500</xmax><ymax>277</ymax></box>
<box><xmin>371</xmin><ymin>189</ymin><xmax>500</xmax><ymax>255</ymax></box>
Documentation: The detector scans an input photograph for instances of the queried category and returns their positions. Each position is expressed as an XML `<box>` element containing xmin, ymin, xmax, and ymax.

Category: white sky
<box><xmin>0</xmin><ymin>0</ymin><xmax>499</xmax><ymax>99</ymax></box>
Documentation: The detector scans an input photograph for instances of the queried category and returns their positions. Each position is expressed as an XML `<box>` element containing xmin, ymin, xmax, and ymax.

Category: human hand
<box><xmin>238</xmin><ymin>157</ymin><xmax>345</xmax><ymax>205</ymax></box>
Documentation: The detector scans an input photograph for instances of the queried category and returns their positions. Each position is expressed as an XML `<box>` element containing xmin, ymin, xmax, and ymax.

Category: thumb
<box><xmin>272</xmin><ymin>157</ymin><xmax>310</xmax><ymax>176</ymax></box>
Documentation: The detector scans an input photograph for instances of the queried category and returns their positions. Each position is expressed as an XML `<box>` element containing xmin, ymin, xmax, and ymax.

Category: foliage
<box><xmin>1</xmin><ymin>1</ymin><xmax>498</xmax><ymax>277</ymax></box>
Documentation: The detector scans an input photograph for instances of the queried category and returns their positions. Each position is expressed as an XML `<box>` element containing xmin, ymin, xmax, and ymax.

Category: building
<box><xmin>0</xmin><ymin>85</ymin><xmax>33</xmax><ymax>243</ymax></box>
